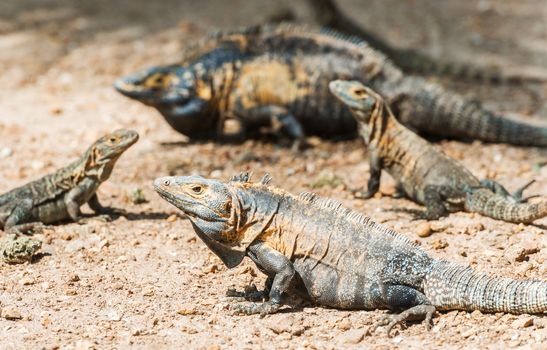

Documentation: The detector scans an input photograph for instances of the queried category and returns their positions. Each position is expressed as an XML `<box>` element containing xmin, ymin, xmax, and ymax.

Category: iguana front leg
<box><xmin>239</xmin><ymin>105</ymin><xmax>306</xmax><ymax>150</ymax></box>
<box><xmin>65</xmin><ymin>186</ymin><xmax>87</xmax><ymax>222</ymax></box>
<box><xmin>65</xmin><ymin>179</ymin><xmax>110</xmax><ymax>223</ymax></box>
<box><xmin>226</xmin><ymin>276</ymin><xmax>273</xmax><ymax>302</ymax></box>
<box><xmin>354</xmin><ymin>152</ymin><xmax>382</xmax><ymax>199</ymax></box>
<box><xmin>88</xmin><ymin>193</ymin><xmax>125</xmax><ymax>216</ymax></box>
<box><xmin>230</xmin><ymin>242</ymin><xmax>295</xmax><ymax>316</ymax></box>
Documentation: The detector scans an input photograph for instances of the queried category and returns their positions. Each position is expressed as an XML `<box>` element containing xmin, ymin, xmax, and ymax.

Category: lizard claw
<box><xmin>230</xmin><ymin>301</ymin><xmax>280</xmax><ymax>317</ymax></box>
<box><xmin>353</xmin><ymin>189</ymin><xmax>376</xmax><ymax>199</ymax></box>
<box><xmin>6</xmin><ymin>222</ymin><xmax>46</xmax><ymax>236</ymax></box>
<box><xmin>225</xmin><ymin>285</ymin><xmax>267</xmax><ymax>302</ymax></box>
<box><xmin>373</xmin><ymin>305</ymin><xmax>436</xmax><ymax>336</ymax></box>
<box><xmin>77</xmin><ymin>214</ymin><xmax>112</xmax><ymax>225</ymax></box>
<box><xmin>372</xmin><ymin>314</ymin><xmax>406</xmax><ymax>336</ymax></box>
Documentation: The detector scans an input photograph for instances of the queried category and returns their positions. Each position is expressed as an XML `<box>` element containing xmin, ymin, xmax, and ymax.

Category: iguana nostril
<box><xmin>163</xmin><ymin>180</ymin><xmax>170</xmax><ymax>186</ymax></box>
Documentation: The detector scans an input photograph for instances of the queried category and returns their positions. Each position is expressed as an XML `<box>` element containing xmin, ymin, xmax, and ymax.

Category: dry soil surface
<box><xmin>0</xmin><ymin>1</ymin><xmax>546</xmax><ymax>349</ymax></box>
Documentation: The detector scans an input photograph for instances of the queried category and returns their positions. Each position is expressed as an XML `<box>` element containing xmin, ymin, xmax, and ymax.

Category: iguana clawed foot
<box><xmin>230</xmin><ymin>301</ymin><xmax>281</xmax><ymax>317</ymax></box>
<box><xmin>77</xmin><ymin>214</ymin><xmax>112</xmax><ymax>225</ymax></box>
<box><xmin>373</xmin><ymin>305</ymin><xmax>436</xmax><ymax>336</ymax></box>
<box><xmin>6</xmin><ymin>222</ymin><xmax>46</xmax><ymax>236</ymax></box>
<box><xmin>353</xmin><ymin>189</ymin><xmax>376</xmax><ymax>199</ymax></box>
<box><xmin>226</xmin><ymin>284</ymin><xmax>268</xmax><ymax>302</ymax></box>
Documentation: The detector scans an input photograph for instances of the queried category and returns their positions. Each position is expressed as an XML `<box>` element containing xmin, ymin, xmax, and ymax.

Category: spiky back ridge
<box><xmin>297</xmin><ymin>191</ymin><xmax>420</xmax><ymax>249</ymax></box>
<box><xmin>180</xmin><ymin>23</ymin><xmax>397</xmax><ymax>75</ymax></box>
<box><xmin>230</xmin><ymin>171</ymin><xmax>421</xmax><ymax>250</ymax></box>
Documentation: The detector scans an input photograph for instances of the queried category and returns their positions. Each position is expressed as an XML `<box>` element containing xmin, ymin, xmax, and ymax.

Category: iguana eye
<box><xmin>353</xmin><ymin>88</ymin><xmax>367</xmax><ymax>97</ymax></box>
<box><xmin>109</xmin><ymin>137</ymin><xmax>117</xmax><ymax>143</ymax></box>
<box><xmin>191</xmin><ymin>185</ymin><xmax>203</xmax><ymax>194</ymax></box>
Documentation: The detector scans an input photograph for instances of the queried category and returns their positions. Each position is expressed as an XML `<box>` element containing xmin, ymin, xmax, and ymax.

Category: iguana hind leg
<box><xmin>370</xmin><ymin>279</ymin><xmax>435</xmax><ymax>335</ymax></box>
<box><xmin>6</xmin><ymin>222</ymin><xmax>45</xmax><ymax>236</ymax></box>
<box><xmin>3</xmin><ymin>198</ymin><xmax>38</xmax><ymax>235</ymax></box>
<box><xmin>480</xmin><ymin>179</ymin><xmax>538</xmax><ymax>203</ymax></box>
<box><xmin>511</xmin><ymin>180</ymin><xmax>538</xmax><ymax>202</ymax></box>
<box><xmin>374</xmin><ymin>304</ymin><xmax>436</xmax><ymax>336</ymax></box>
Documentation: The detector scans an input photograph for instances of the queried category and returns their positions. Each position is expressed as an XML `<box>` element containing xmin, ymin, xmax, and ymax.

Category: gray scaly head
<box><xmin>153</xmin><ymin>175</ymin><xmax>245</xmax><ymax>268</ymax></box>
<box><xmin>114</xmin><ymin>65</ymin><xmax>213</xmax><ymax>137</ymax></box>
<box><xmin>153</xmin><ymin>173</ymin><xmax>278</xmax><ymax>269</ymax></box>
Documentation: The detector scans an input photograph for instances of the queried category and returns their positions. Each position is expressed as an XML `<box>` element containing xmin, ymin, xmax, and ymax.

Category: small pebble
<box><xmin>511</xmin><ymin>317</ymin><xmax>534</xmax><ymax>329</ymax></box>
<box><xmin>1</xmin><ymin>306</ymin><xmax>23</xmax><ymax>320</ymax></box>
<box><xmin>416</xmin><ymin>222</ymin><xmax>432</xmax><ymax>237</ymax></box>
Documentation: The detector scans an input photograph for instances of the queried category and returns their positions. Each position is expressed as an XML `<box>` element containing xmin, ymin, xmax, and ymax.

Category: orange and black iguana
<box><xmin>329</xmin><ymin>80</ymin><xmax>547</xmax><ymax>223</ymax></box>
<box><xmin>115</xmin><ymin>24</ymin><xmax>547</xmax><ymax>147</ymax></box>
<box><xmin>153</xmin><ymin>173</ymin><xmax>547</xmax><ymax>334</ymax></box>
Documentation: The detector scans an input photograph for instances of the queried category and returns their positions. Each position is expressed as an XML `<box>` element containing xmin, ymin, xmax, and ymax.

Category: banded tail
<box><xmin>396</xmin><ymin>77</ymin><xmax>547</xmax><ymax>147</ymax></box>
<box><xmin>465</xmin><ymin>188</ymin><xmax>547</xmax><ymax>224</ymax></box>
<box><xmin>425</xmin><ymin>260</ymin><xmax>547</xmax><ymax>314</ymax></box>
<box><xmin>309</xmin><ymin>0</ymin><xmax>544</xmax><ymax>84</ymax></box>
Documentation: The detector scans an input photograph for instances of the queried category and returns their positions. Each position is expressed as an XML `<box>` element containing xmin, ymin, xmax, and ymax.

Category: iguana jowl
<box><xmin>328</xmin><ymin>80</ymin><xmax>547</xmax><ymax>223</ymax></box>
<box><xmin>0</xmin><ymin>129</ymin><xmax>139</xmax><ymax>235</ymax></box>
<box><xmin>153</xmin><ymin>173</ymin><xmax>546</xmax><ymax>333</ymax></box>
<box><xmin>115</xmin><ymin>24</ymin><xmax>547</xmax><ymax>147</ymax></box>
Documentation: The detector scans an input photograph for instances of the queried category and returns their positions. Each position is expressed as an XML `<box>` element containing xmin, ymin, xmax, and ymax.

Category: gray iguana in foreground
<box><xmin>153</xmin><ymin>173</ymin><xmax>546</xmax><ymax>333</ymax></box>
<box><xmin>0</xmin><ymin>129</ymin><xmax>139</xmax><ymax>235</ymax></box>
<box><xmin>329</xmin><ymin>80</ymin><xmax>547</xmax><ymax>223</ymax></box>
<box><xmin>115</xmin><ymin>24</ymin><xmax>547</xmax><ymax>147</ymax></box>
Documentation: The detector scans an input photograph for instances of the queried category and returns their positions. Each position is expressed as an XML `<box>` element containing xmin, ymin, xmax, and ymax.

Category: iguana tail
<box><xmin>395</xmin><ymin>77</ymin><xmax>547</xmax><ymax>147</ymax></box>
<box><xmin>309</xmin><ymin>0</ymin><xmax>542</xmax><ymax>84</ymax></box>
<box><xmin>390</xmin><ymin>49</ymin><xmax>539</xmax><ymax>84</ymax></box>
<box><xmin>425</xmin><ymin>260</ymin><xmax>547</xmax><ymax>314</ymax></box>
<box><xmin>464</xmin><ymin>188</ymin><xmax>547</xmax><ymax>224</ymax></box>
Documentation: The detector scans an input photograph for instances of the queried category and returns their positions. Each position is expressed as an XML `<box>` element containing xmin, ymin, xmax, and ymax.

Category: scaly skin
<box><xmin>153</xmin><ymin>173</ymin><xmax>547</xmax><ymax>334</ymax></box>
<box><xmin>115</xmin><ymin>24</ymin><xmax>547</xmax><ymax>147</ymax></box>
<box><xmin>465</xmin><ymin>188</ymin><xmax>547</xmax><ymax>224</ymax></box>
<box><xmin>329</xmin><ymin>80</ymin><xmax>547</xmax><ymax>223</ymax></box>
<box><xmin>0</xmin><ymin>129</ymin><xmax>139</xmax><ymax>235</ymax></box>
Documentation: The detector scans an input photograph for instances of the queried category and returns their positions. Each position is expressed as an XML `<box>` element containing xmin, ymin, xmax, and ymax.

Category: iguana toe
<box><xmin>374</xmin><ymin>305</ymin><xmax>436</xmax><ymax>336</ymax></box>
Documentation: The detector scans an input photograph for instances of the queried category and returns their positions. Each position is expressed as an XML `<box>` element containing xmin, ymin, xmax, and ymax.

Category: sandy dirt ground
<box><xmin>0</xmin><ymin>0</ymin><xmax>546</xmax><ymax>349</ymax></box>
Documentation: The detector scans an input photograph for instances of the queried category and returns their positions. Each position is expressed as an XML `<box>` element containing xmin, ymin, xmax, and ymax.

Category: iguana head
<box><xmin>328</xmin><ymin>80</ymin><xmax>382</xmax><ymax>124</ymax></box>
<box><xmin>114</xmin><ymin>65</ymin><xmax>216</xmax><ymax>137</ymax></box>
<box><xmin>153</xmin><ymin>173</ymin><xmax>276</xmax><ymax>268</ymax></box>
<box><xmin>82</xmin><ymin>129</ymin><xmax>139</xmax><ymax>180</ymax></box>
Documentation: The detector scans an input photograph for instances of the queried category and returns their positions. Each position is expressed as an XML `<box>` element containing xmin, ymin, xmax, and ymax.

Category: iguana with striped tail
<box><xmin>153</xmin><ymin>173</ymin><xmax>546</xmax><ymax>334</ymax></box>
<box><xmin>329</xmin><ymin>80</ymin><xmax>547</xmax><ymax>223</ymax></box>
